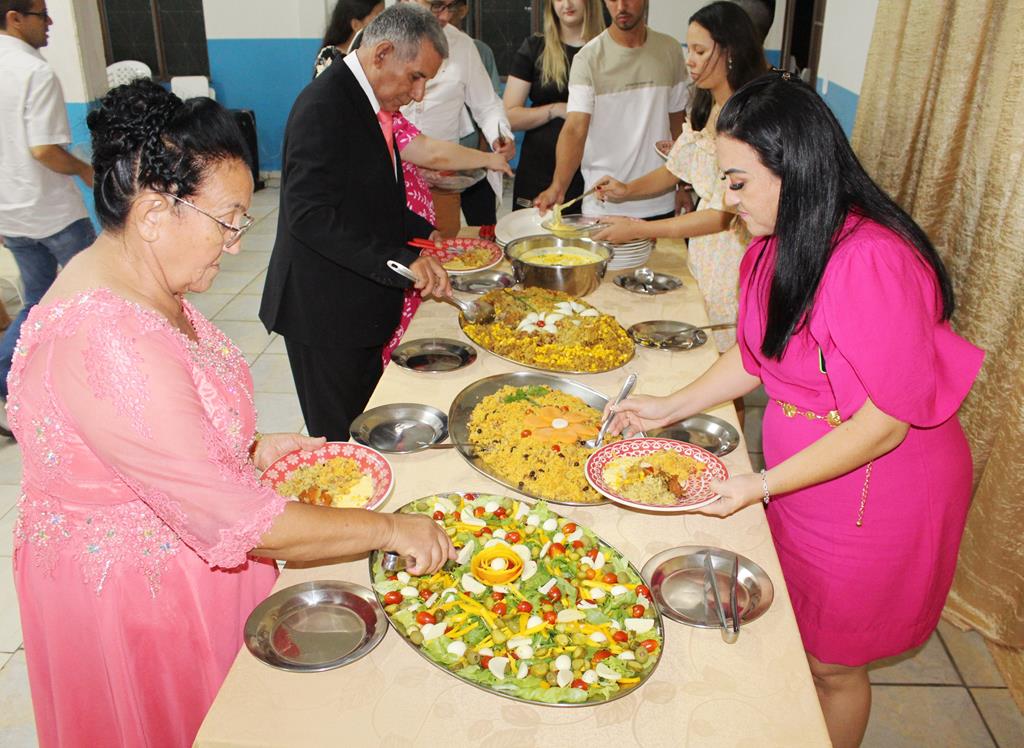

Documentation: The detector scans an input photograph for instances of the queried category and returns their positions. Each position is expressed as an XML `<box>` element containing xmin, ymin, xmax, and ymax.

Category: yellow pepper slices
<box><xmin>474</xmin><ymin>636</ymin><xmax>494</xmax><ymax>651</ymax></box>
<box><xmin>446</xmin><ymin>622</ymin><xmax>479</xmax><ymax>639</ymax></box>
<box><xmin>580</xmin><ymin>580</ymin><xmax>638</xmax><ymax>591</ymax></box>
<box><xmin>456</xmin><ymin>593</ymin><xmax>498</xmax><ymax>627</ymax></box>
<box><xmin>618</xmin><ymin>677</ymin><xmax>641</xmax><ymax>684</ymax></box>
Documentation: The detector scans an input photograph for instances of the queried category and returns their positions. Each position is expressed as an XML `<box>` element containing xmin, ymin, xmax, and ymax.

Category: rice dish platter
<box><xmin>467</xmin><ymin>384</ymin><xmax>621</xmax><ymax>503</ymax></box>
<box><xmin>461</xmin><ymin>288</ymin><xmax>633</xmax><ymax>373</ymax></box>
<box><xmin>274</xmin><ymin>457</ymin><xmax>374</xmax><ymax>508</ymax></box>
<box><xmin>602</xmin><ymin>452</ymin><xmax>707</xmax><ymax>506</ymax></box>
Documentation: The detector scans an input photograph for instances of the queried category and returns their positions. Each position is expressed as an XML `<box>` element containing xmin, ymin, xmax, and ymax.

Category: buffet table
<box><xmin>195</xmin><ymin>238</ymin><xmax>831</xmax><ymax>747</ymax></box>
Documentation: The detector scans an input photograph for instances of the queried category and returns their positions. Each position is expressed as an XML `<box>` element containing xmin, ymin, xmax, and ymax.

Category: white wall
<box><xmin>203</xmin><ymin>0</ymin><xmax>327</xmax><ymax>39</ymax></box>
<box><xmin>817</xmin><ymin>0</ymin><xmax>879</xmax><ymax>96</ymax></box>
<box><xmin>40</xmin><ymin>0</ymin><xmax>106</xmax><ymax>103</ymax></box>
<box><xmin>648</xmin><ymin>0</ymin><xmax>787</xmax><ymax>50</ymax></box>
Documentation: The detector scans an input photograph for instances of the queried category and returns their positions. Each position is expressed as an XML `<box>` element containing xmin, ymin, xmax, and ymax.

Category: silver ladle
<box><xmin>586</xmin><ymin>372</ymin><xmax>638</xmax><ymax>449</ymax></box>
<box><xmin>387</xmin><ymin>260</ymin><xmax>495</xmax><ymax>324</ymax></box>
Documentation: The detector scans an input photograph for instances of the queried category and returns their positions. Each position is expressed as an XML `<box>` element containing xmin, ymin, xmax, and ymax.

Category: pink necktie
<box><xmin>376</xmin><ymin>110</ymin><xmax>395</xmax><ymax>167</ymax></box>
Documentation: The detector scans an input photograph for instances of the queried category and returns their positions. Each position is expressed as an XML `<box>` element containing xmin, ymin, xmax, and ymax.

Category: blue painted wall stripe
<box><xmin>65</xmin><ymin>101</ymin><xmax>99</xmax><ymax>230</ymax></box>
<box><xmin>817</xmin><ymin>78</ymin><xmax>859</xmax><ymax>138</ymax></box>
<box><xmin>208</xmin><ymin>38</ymin><xmax>321</xmax><ymax>172</ymax></box>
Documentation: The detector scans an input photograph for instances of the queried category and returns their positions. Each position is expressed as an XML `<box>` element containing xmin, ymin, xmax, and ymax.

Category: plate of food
<box><xmin>654</xmin><ymin>140</ymin><xmax>673</xmax><ymax>160</ymax></box>
<box><xmin>459</xmin><ymin>287</ymin><xmax>634</xmax><ymax>374</ymax></box>
<box><xmin>421</xmin><ymin>237</ymin><xmax>503</xmax><ymax>274</ymax></box>
<box><xmin>449</xmin><ymin>372</ymin><xmax>641</xmax><ymax>505</ymax></box>
<box><xmin>584</xmin><ymin>438</ymin><xmax>727</xmax><ymax>512</ymax></box>
<box><xmin>370</xmin><ymin>492</ymin><xmax>664</xmax><ymax>706</ymax></box>
<box><xmin>261</xmin><ymin>442</ymin><xmax>394</xmax><ymax>509</ymax></box>
<box><xmin>418</xmin><ymin>167</ymin><xmax>487</xmax><ymax>192</ymax></box>
<box><xmin>539</xmin><ymin>213</ymin><xmax>606</xmax><ymax>238</ymax></box>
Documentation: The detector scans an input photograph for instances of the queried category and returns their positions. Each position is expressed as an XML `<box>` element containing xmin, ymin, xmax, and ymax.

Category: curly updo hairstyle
<box><xmin>87</xmin><ymin>79</ymin><xmax>252</xmax><ymax>231</ymax></box>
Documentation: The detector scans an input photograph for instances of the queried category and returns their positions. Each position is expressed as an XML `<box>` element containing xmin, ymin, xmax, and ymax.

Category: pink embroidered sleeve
<box><xmin>49</xmin><ymin>314</ymin><xmax>287</xmax><ymax>569</ymax></box>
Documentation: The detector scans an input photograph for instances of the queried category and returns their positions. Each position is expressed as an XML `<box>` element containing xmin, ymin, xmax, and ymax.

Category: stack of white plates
<box><xmin>606</xmin><ymin>239</ymin><xmax>653</xmax><ymax>270</ymax></box>
<box><xmin>495</xmin><ymin>207</ymin><xmax>544</xmax><ymax>247</ymax></box>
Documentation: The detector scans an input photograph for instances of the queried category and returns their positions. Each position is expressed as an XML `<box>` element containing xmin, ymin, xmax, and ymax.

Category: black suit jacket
<box><xmin>260</xmin><ymin>59</ymin><xmax>434</xmax><ymax>348</ymax></box>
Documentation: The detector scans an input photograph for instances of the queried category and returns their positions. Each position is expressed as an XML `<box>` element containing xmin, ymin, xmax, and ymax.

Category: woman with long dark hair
<box><xmin>313</xmin><ymin>0</ymin><xmax>384</xmax><ymax>77</ymax></box>
<box><xmin>608</xmin><ymin>74</ymin><xmax>983</xmax><ymax>748</ymax></box>
<box><xmin>593</xmin><ymin>1</ymin><xmax>767</xmax><ymax>349</ymax></box>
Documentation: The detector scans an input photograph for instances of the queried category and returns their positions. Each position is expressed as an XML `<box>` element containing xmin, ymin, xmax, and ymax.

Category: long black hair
<box><xmin>322</xmin><ymin>0</ymin><xmax>382</xmax><ymax>49</ymax></box>
<box><xmin>688</xmin><ymin>1</ymin><xmax>768</xmax><ymax>132</ymax></box>
<box><xmin>717</xmin><ymin>73</ymin><xmax>955</xmax><ymax>360</ymax></box>
<box><xmin>87</xmin><ymin>79</ymin><xmax>251</xmax><ymax>231</ymax></box>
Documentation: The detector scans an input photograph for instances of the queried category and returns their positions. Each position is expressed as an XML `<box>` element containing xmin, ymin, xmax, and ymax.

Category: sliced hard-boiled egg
<box><xmin>556</xmin><ymin>668</ymin><xmax>574</xmax><ymax>688</ymax></box>
<box><xmin>484</xmin><ymin>500</ymin><xmax>500</xmax><ymax>514</ymax></box>
<box><xmin>526</xmin><ymin>514</ymin><xmax>541</xmax><ymax>527</ymax></box>
<box><xmin>618</xmin><ymin>651</ymin><xmax>636</xmax><ymax>661</ymax></box>
<box><xmin>400</xmin><ymin>586</ymin><xmax>419</xmax><ymax>598</ymax></box>
<box><xmin>624</xmin><ymin>618</ymin><xmax>655</xmax><ymax>634</ymax></box>
<box><xmin>539</xmin><ymin>541</ymin><xmax>551</xmax><ymax>558</ymax></box>
<box><xmin>492</xmin><ymin>528</ymin><xmax>507</xmax><ymax>540</ymax></box>
<box><xmin>507</xmin><ymin>637</ymin><xmax>530</xmax><ymax>650</ymax></box>
<box><xmin>488</xmin><ymin>656</ymin><xmax>509</xmax><ymax>680</ymax></box>
<box><xmin>484</xmin><ymin>538</ymin><xmax>510</xmax><ymax>549</ymax></box>
<box><xmin>556</xmin><ymin>609</ymin><xmax>585</xmax><ymax>623</ymax></box>
<box><xmin>478</xmin><ymin>647</ymin><xmax>494</xmax><ymax>657</ymax></box>
<box><xmin>527</xmin><ymin>615</ymin><xmax>544</xmax><ymax>630</ymax></box>
<box><xmin>589</xmin><ymin>632</ymin><xmax>607</xmax><ymax>644</ymax></box>
<box><xmin>447</xmin><ymin>641</ymin><xmax>467</xmax><ymax>658</ymax></box>
<box><xmin>456</xmin><ymin>542</ymin><xmax>476</xmax><ymax>566</ymax></box>
<box><xmin>552</xmin><ymin>532</ymin><xmax>565</xmax><ymax>544</ymax></box>
<box><xmin>515</xmin><ymin>503</ymin><xmax>530</xmax><ymax>520</ymax></box>
<box><xmin>490</xmin><ymin>557</ymin><xmax>509</xmax><ymax>571</ymax></box>
<box><xmin>492</xmin><ymin>585</ymin><xmax>508</xmax><ymax>594</ymax></box>
<box><xmin>554</xmin><ymin>655</ymin><xmax>572</xmax><ymax>672</ymax></box>
<box><xmin>515</xmin><ymin>644</ymin><xmax>534</xmax><ymax>660</ymax></box>
<box><xmin>424</xmin><ymin>593</ymin><xmax>438</xmax><ymax>608</ymax></box>
<box><xmin>521</xmin><ymin>559</ymin><xmax>539</xmax><ymax>581</ymax></box>
<box><xmin>434</xmin><ymin>496</ymin><xmax>457</xmax><ymax>514</ymax></box>
<box><xmin>582</xmin><ymin>669</ymin><xmax>599</xmax><ymax>684</ymax></box>
<box><xmin>567</xmin><ymin>528</ymin><xmax>584</xmax><ymax>543</ymax></box>
<box><xmin>396</xmin><ymin>571</ymin><xmax>410</xmax><ymax>585</ymax></box>
<box><xmin>511</xmin><ymin>544</ymin><xmax>532</xmax><ymax>563</ymax></box>
<box><xmin>578</xmin><ymin>600</ymin><xmax>598</xmax><ymax>609</ymax></box>
<box><xmin>538</xmin><ymin>578</ymin><xmax>557</xmax><ymax>595</ymax></box>
<box><xmin>610</xmin><ymin>585</ymin><xmax>629</xmax><ymax>596</ymax></box>
<box><xmin>542</xmin><ymin>518</ymin><xmax>558</xmax><ymax>533</ymax></box>
<box><xmin>596</xmin><ymin>662</ymin><xmax>621</xmax><ymax>681</ymax></box>
<box><xmin>589</xmin><ymin>587</ymin><xmax>606</xmax><ymax>601</ymax></box>
<box><xmin>517</xmin><ymin>662</ymin><xmax>530</xmax><ymax>680</ymax></box>
<box><xmin>421</xmin><ymin>622</ymin><xmax>447</xmax><ymax>641</ymax></box>
<box><xmin>459</xmin><ymin>508</ymin><xmax>486</xmax><ymax>527</ymax></box>
<box><xmin>461</xmin><ymin>574</ymin><xmax>486</xmax><ymax>595</ymax></box>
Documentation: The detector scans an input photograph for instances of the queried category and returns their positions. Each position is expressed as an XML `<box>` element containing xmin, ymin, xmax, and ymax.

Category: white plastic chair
<box><xmin>106</xmin><ymin>60</ymin><xmax>153</xmax><ymax>89</ymax></box>
<box><xmin>170</xmin><ymin>76</ymin><xmax>216</xmax><ymax>101</ymax></box>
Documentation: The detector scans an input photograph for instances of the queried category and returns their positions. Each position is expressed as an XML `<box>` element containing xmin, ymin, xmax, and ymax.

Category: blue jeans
<box><xmin>0</xmin><ymin>218</ymin><xmax>96</xmax><ymax>398</ymax></box>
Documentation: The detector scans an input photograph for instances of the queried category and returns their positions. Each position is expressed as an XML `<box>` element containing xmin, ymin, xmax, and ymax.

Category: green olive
<box><xmin>384</xmin><ymin>604</ymin><xmax>399</xmax><ymax>614</ymax></box>
<box><xmin>626</xmin><ymin>660</ymin><xmax>644</xmax><ymax>672</ymax></box>
<box><xmin>534</xmin><ymin>648</ymin><xmax>549</xmax><ymax>658</ymax></box>
<box><xmin>530</xmin><ymin>662</ymin><xmax>548</xmax><ymax>677</ymax></box>
<box><xmin>567</xmin><ymin>551</ymin><xmax>580</xmax><ymax>561</ymax></box>
<box><xmin>524</xmin><ymin>526</ymin><xmax>536</xmax><ymax>535</ymax></box>
<box><xmin>571</xmin><ymin>658</ymin><xmax>586</xmax><ymax>671</ymax></box>
<box><xmin>554</xmin><ymin>634</ymin><xmax>570</xmax><ymax>647</ymax></box>
<box><xmin>572</xmin><ymin>633</ymin><xmax>588</xmax><ymax>646</ymax></box>
<box><xmin>634</xmin><ymin>646</ymin><xmax>648</xmax><ymax>663</ymax></box>
<box><xmin>466</xmin><ymin>650</ymin><xmax>480</xmax><ymax>665</ymax></box>
<box><xmin>491</xmin><ymin>628</ymin><xmax>507</xmax><ymax>644</ymax></box>
<box><xmin>409</xmin><ymin>629</ymin><xmax>424</xmax><ymax>645</ymax></box>
<box><xmin>433</xmin><ymin>609</ymin><xmax>445</xmax><ymax>622</ymax></box>
<box><xmin>545</xmin><ymin>670</ymin><xmax>559</xmax><ymax>685</ymax></box>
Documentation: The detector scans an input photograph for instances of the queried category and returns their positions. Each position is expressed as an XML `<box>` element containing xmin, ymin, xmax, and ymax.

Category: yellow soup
<box><xmin>519</xmin><ymin>247</ymin><xmax>603</xmax><ymax>266</ymax></box>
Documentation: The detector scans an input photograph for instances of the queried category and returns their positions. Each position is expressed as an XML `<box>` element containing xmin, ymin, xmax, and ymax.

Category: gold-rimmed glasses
<box><xmin>164</xmin><ymin>194</ymin><xmax>254</xmax><ymax>248</ymax></box>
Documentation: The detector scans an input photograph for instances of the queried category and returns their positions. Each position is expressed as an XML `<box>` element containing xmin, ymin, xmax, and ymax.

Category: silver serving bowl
<box><xmin>504</xmin><ymin>234</ymin><xmax>612</xmax><ymax>297</ymax></box>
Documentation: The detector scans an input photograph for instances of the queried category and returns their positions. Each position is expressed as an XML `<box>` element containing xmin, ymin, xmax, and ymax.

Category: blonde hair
<box><xmin>539</xmin><ymin>0</ymin><xmax>604</xmax><ymax>90</ymax></box>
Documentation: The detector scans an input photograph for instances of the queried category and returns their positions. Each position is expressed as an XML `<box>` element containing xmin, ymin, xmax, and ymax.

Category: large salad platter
<box><xmin>459</xmin><ymin>287</ymin><xmax>634</xmax><ymax>374</ymax></box>
<box><xmin>370</xmin><ymin>492</ymin><xmax>664</xmax><ymax>706</ymax></box>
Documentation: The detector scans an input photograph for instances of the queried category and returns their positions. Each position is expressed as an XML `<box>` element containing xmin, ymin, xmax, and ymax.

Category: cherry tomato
<box><xmin>474</xmin><ymin>506</ymin><xmax>486</xmax><ymax>517</ymax></box>
<box><xmin>548</xmin><ymin>543</ymin><xmax>566</xmax><ymax>557</ymax></box>
<box><xmin>386</xmin><ymin>574</ymin><xmax>398</xmax><ymax>581</ymax></box>
<box><xmin>639</xmin><ymin>639</ymin><xmax>659</xmax><ymax>653</ymax></box>
<box><xmin>551</xmin><ymin>444</ymin><xmax>561</xmax><ymax>452</ymax></box>
<box><xmin>631</xmin><ymin>604</ymin><xmax>646</xmax><ymax>618</ymax></box>
<box><xmin>419</xmin><ymin>588</ymin><xmax>432</xmax><ymax>601</ymax></box>
<box><xmin>480</xmin><ymin>655</ymin><xmax>492</xmax><ymax>669</ymax></box>
<box><xmin>546</xmin><ymin>586</ymin><xmax>562</xmax><ymax>602</ymax></box>
<box><xmin>542</xmin><ymin>610</ymin><xmax>558</xmax><ymax>624</ymax></box>
<box><xmin>505</xmin><ymin>531</ymin><xmax>522</xmax><ymax>544</ymax></box>
<box><xmin>635</xmin><ymin>584</ymin><xmax>652</xmax><ymax>600</ymax></box>
<box><xmin>584</xmin><ymin>568</ymin><xmax>596</xmax><ymax>580</ymax></box>
<box><xmin>415</xmin><ymin>611</ymin><xmax>436</xmax><ymax>626</ymax></box>
<box><xmin>494</xmin><ymin>507</ymin><xmax>508</xmax><ymax>519</ymax></box>
<box><xmin>520</xmin><ymin>430</ymin><xmax>532</xmax><ymax>438</ymax></box>
<box><xmin>432</xmin><ymin>510</ymin><xmax>445</xmax><ymax>521</ymax></box>
<box><xmin>602</xmin><ymin>572</ymin><xmax>618</xmax><ymax>584</ymax></box>
<box><xmin>492</xmin><ymin>602</ymin><xmax>508</xmax><ymax>616</ymax></box>
<box><xmin>516</xmin><ymin>600</ymin><xmax>533</xmax><ymax>613</ymax></box>
<box><xmin>492</xmin><ymin>591</ymin><xmax>506</xmax><ymax>601</ymax></box>
<box><xmin>383</xmin><ymin>591</ymin><xmax>402</xmax><ymax>606</ymax></box>
<box><xmin>562</xmin><ymin>522</ymin><xmax>577</xmax><ymax>534</ymax></box>
<box><xmin>465</xmin><ymin>493</ymin><xmax>477</xmax><ymax>501</ymax></box>
<box><xmin>612</xmin><ymin>630</ymin><xmax>630</xmax><ymax>643</ymax></box>
<box><xmin>570</xmin><ymin>679</ymin><xmax>589</xmax><ymax>691</ymax></box>
<box><xmin>474</xmin><ymin>526</ymin><xmax>493</xmax><ymax>537</ymax></box>
<box><xmin>571</xmin><ymin>540</ymin><xmax>584</xmax><ymax>549</ymax></box>
<box><xmin>592</xmin><ymin>649</ymin><xmax>613</xmax><ymax>663</ymax></box>
<box><xmin>587</xmin><ymin>549</ymin><xmax>600</xmax><ymax>561</ymax></box>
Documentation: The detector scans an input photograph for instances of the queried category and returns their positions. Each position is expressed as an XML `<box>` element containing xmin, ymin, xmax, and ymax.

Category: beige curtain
<box><xmin>852</xmin><ymin>0</ymin><xmax>1024</xmax><ymax>709</ymax></box>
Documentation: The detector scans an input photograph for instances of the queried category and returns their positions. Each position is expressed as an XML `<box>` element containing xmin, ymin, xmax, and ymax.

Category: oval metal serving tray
<box><xmin>448</xmin><ymin>371</ymin><xmax>646</xmax><ymax>506</ymax></box>
<box><xmin>368</xmin><ymin>492</ymin><xmax>665</xmax><ymax>707</ymax></box>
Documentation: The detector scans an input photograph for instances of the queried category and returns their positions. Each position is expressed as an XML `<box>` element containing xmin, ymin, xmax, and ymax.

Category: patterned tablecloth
<box><xmin>195</xmin><ymin>237</ymin><xmax>831</xmax><ymax>747</ymax></box>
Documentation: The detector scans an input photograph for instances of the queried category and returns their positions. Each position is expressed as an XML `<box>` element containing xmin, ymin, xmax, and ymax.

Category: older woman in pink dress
<box><xmin>608</xmin><ymin>74</ymin><xmax>983</xmax><ymax>748</ymax></box>
<box><xmin>10</xmin><ymin>80</ymin><xmax>456</xmax><ymax>747</ymax></box>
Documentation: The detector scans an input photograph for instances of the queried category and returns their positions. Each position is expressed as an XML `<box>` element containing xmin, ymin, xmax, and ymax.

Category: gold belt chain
<box><xmin>775</xmin><ymin>400</ymin><xmax>872</xmax><ymax>527</ymax></box>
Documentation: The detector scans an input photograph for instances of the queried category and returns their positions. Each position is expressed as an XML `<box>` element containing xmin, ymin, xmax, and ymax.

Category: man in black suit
<box><xmin>261</xmin><ymin>4</ymin><xmax>451</xmax><ymax>441</ymax></box>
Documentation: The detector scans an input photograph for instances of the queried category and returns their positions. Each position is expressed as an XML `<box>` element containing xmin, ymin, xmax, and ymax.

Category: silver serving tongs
<box><xmin>704</xmin><ymin>550</ymin><xmax>738</xmax><ymax>644</ymax></box>
<box><xmin>729</xmin><ymin>552</ymin><xmax>741</xmax><ymax>640</ymax></box>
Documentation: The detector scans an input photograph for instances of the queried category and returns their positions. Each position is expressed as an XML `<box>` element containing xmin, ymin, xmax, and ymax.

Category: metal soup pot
<box><xmin>504</xmin><ymin>235</ymin><xmax>613</xmax><ymax>297</ymax></box>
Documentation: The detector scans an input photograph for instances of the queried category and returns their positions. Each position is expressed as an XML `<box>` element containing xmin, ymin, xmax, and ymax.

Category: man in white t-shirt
<box><xmin>535</xmin><ymin>0</ymin><xmax>688</xmax><ymax>219</ymax></box>
<box><xmin>0</xmin><ymin>0</ymin><xmax>95</xmax><ymax>437</ymax></box>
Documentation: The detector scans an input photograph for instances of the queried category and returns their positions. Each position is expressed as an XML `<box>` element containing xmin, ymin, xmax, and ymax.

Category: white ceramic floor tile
<box><xmin>864</xmin><ymin>686</ymin><xmax>995</xmax><ymax>747</ymax></box>
<box><xmin>219</xmin><ymin>249</ymin><xmax>271</xmax><ymax>273</ymax></box>
<box><xmin>213</xmin><ymin>294</ymin><xmax>263</xmax><ymax>323</ymax></box>
<box><xmin>208</xmin><ymin>269</ymin><xmax>262</xmax><ymax>295</ymax></box>
<box><xmin>184</xmin><ymin>292</ymin><xmax>234</xmax><ymax>320</ymax></box>
<box><xmin>869</xmin><ymin>632</ymin><xmax>961</xmax><ymax>685</ymax></box>
<box><xmin>0</xmin><ymin>484</ymin><xmax>19</xmax><ymax>519</ymax></box>
<box><xmin>240</xmin><ymin>270</ymin><xmax>268</xmax><ymax>296</ymax></box>
<box><xmin>971</xmin><ymin>688</ymin><xmax>1024</xmax><ymax>748</ymax></box>
<box><xmin>249</xmin><ymin>354</ymin><xmax>296</xmax><ymax>394</ymax></box>
<box><xmin>0</xmin><ymin>505</ymin><xmax>17</xmax><ymax>556</ymax></box>
<box><xmin>213</xmin><ymin>321</ymin><xmax>274</xmax><ymax>356</ymax></box>
<box><xmin>265</xmin><ymin>334</ymin><xmax>287</xmax><ymax>354</ymax></box>
<box><xmin>253</xmin><ymin>392</ymin><xmax>305</xmax><ymax>434</ymax></box>
<box><xmin>238</xmin><ymin>232</ymin><xmax>276</xmax><ymax>254</ymax></box>
<box><xmin>938</xmin><ymin>620</ymin><xmax>1008</xmax><ymax>688</ymax></box>
<box><xmin>0</xmin><ymin>651</ymin><xmax>38</xmax><ymax>747</ymax></box>
<box><xmin>248</xmin><ymin>211</ymin><xmax>279</xmax><ymax>236</ymax></box>
<box><xmin>0</xmin><ymin>445</ymin><xmax>22</xmax><ymax>486</ymax></box>
<box><xmin>0</xmin><ymin>557</ymin><xmax>22</xmax><ymax>652</ymax></box>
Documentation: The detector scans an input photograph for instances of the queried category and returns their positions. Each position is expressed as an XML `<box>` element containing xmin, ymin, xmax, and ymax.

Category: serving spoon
<box><xmin>387</xmin><ymin>260</ymin><xmax>495</xmax><ymax>324</ymax></box>
<box><xmin>586</xmin><ymin>372</ymin><xmax>638</xmax><ymax>449</ymax></box>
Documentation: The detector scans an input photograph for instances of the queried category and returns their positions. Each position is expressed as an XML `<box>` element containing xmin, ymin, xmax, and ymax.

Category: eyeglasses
<box><xmin>165</xmin><ymin>194</ymin><xmax>254</xmax><ymax>248</ymax></box>
<box><xmin>19</xmin><ymin>8</ymin><xmax>51</xmax><ymax>21</ymax></box>
<box><xmin>428</xmin><ymin>0</ymin><xmax>466</xmax><ymax>16</ymax></box>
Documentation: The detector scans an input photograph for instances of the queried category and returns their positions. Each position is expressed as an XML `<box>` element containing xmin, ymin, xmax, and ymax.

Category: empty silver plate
<box><xmin>613</xmin><ymin>273</ymin><xmax>683</xmax><ymax>295</ymax></box>
<box><xmin>391</xmin><ymin>338</ymin><xmax>477</xmax><ymax>372</ymax></box>
<box><xmin>648</xmin><ymin>413</ymin><xmax>740</xmax><ymax>456</ymax></box>
<box><xmin>450</xmin><ymin>270</ymin><xmax>515</xmax><ymax>294</ymax></box>
<box><xmin>350</xmin><ymin>403</ymin><xmax>448</xmax><ymax>453</ymax></box>
<box><xmin>244</xmin><ymin>580</ymin><xmax>387</xmax><ymax>672</ymax></box>
<box><xmin>641</xmin><ymin>546</ymin><xmax>774</xmax><ymax>629</ymax></box>
<box><xmin>628</xmin><ymin>320</ymin><xmax>708</xmax><ymax>350</ymax></box>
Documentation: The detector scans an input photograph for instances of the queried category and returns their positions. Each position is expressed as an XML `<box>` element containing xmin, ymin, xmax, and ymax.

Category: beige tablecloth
<box><xmin>195</xmin><ymin>239</ymin><xmax>830</xmax><ymax>747</ymax></box>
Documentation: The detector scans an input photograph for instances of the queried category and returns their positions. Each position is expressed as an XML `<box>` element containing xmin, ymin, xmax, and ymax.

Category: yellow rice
<box><xmin>603</xmin><ymin>452</ymin><xmax>707</xmax><ymax>506</ymax></box>
<box><xmin>275</xmin><ymin>457</ymin><xmax>373</xmax><ymax>508</ymax></box>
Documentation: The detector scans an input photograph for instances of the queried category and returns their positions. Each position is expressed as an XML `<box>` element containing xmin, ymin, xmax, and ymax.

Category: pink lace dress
<box><xmin>9</xmin><ymin>289</ymin><xmax>287</xmax><ymax>747</ymax></box>
<box><xmin>381</xmin><ymin>113</ymin><xmax>437</xmax><ymax>367</ymax></box>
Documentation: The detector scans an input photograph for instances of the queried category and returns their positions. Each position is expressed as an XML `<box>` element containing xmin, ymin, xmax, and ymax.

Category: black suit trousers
<box><xmin>283</xmin><ymin>337</ymin><xmax>383</xmax><ymax>442</ymax></box>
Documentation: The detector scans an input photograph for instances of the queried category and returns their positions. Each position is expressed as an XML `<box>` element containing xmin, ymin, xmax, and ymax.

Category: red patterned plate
<box><xmin>421</xmin><ymin>237</ymin><xmax>503</xmax><ymax>275</ymax></box>
<box><xmin>260</xmin><ymin>442</ymin><xmax>394</xmax><ymax>510</ymax></box>
<box><xmin>584</xmin><ymin>437</ymin><xmax>727</xmax><ymax>512</ymax></box>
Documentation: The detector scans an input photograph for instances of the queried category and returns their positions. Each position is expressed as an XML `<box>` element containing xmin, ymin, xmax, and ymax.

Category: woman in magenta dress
<box><xmin>10</xmin><ymin>80</ymin><xmax>455</xmax><ymax>747</ymax></box>
<box><xmin>609</xmin><ymin>74</ymin><xmax>983</xmax><ymax>748</ymax></box>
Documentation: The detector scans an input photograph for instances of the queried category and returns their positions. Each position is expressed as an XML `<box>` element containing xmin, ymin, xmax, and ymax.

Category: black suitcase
<box><xmin>231</xmin><ymin>109</ymin><xmax>266</xmax><ymax>191</ymax></box>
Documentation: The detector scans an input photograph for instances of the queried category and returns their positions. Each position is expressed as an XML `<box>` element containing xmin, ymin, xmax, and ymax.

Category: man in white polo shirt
<box><xmin>0</xmin><ymin>0</ymin><xmax>95</xmax><ymax>437</ymax></box>
<box><xmin>535</xmin><ymin>0</ymin><xmax>687</xmax><ymax>220</ymax></box>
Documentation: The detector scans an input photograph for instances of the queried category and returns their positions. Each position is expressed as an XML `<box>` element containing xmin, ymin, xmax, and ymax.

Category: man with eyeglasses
<box><xmin>399</xmin><ymin>0</ymin><xmax>514</xmax><ymax>236</ymax></box>
<box><xmin>0</xmin><ymin>0</ymin><xmax>95</xmax><ymax>438</ymax></box>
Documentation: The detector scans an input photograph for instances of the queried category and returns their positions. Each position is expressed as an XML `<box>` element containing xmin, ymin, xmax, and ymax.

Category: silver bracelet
<box><xmin>760</xmin><ymin>469</ymin><xmax>771</xmax><ymax>505</ymax></box>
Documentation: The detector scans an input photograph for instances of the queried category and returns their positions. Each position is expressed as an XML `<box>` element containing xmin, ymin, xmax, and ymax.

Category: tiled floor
<box><xmin>1</xmin><ymin>186</ymin><xmax>1021</xmax><ymax>747</ymax></box>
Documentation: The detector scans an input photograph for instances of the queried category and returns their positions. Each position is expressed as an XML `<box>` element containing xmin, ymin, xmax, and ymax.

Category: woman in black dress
<box><xmin>503</xmin><ymin>0</ymin><xmax>604</xmax><ymax>211</ymax></box>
